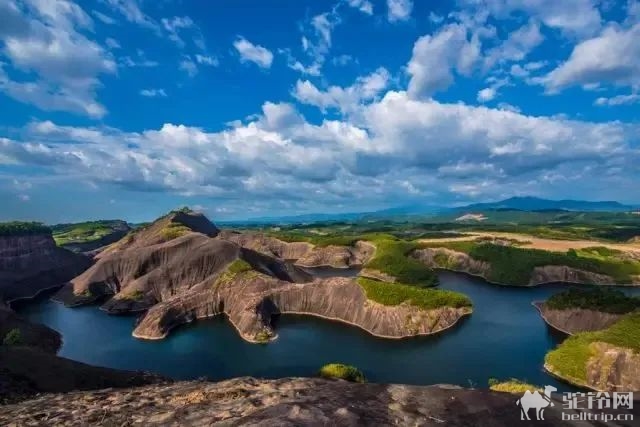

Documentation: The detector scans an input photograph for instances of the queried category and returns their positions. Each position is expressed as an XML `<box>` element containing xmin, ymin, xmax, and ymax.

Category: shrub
<box><xmin>0</xmin><ymin>222</ymin><xmax>50</xmax><ymax>237</ymax></box>
<box><xmin>319</xmin><ymin>363</ymin><xmax>365</xmax><ymax>383</ymax></box>
<box><xmin>160</xmin><ymin>223</ymin><xmax>191</xmax><ymax>240</ymax></box>
<box><xmin>357</xmin><ymin>277</ymin><xmax>472</xmax><ymax>309</ymax></box>
<box><xmin>2</xmin><ymin>328</ymin><xmax>22</xmax><ymax>346</ymax></box>
<box><xmin>365</xmin><ymin>238</ymin><xmax>438</xmax><ymax>286</ymax></box>
<box><xmin>488</xmin><ymin>378</ymin><xmax>542</xmax><ymax>393</ymax></box>
<box><xmin>546</xmin><ymin>288</ymin><xmax>640</xmax><ymax>314</ymax></box>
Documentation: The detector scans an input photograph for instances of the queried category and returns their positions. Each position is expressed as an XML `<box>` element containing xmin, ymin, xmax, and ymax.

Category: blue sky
<box><xmin>1</xmin><ymin>0</ymin><xmax>639</xmax><ymax>223</ymax></box>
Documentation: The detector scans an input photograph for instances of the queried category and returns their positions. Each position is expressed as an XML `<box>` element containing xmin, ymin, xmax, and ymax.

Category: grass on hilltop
<box><xmin>357</xmin><ymin>277</ymin><xmax>472</xmax><ymax>310</ymax></box>
<box><xmin>545</xmin><ymin>312</ymin><xmax>640</xmax><ymax>383</ymax></box>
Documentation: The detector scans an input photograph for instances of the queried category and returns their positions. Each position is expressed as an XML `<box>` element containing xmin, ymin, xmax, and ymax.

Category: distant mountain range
<box><xmin>219</xmin><ymin>196</ymin><xmax>638</xmax><ymax>225</ymax></box>
<box><xmin>459</xmin><ymin>196</ymin><xmax>635</xmax><ymax>213</ymax></box>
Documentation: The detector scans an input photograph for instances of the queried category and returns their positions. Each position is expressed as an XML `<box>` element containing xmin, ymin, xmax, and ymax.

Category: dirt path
<box><xmin>419</xmin><ymin>231</ymin><xmax>640</xmax><ymax>254</ymax></box>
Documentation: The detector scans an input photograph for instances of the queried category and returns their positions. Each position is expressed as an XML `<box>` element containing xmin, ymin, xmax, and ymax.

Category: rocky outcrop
<box><xmin>359</xmin><ymin>268</ymin><xmax>397</xmax><ymax>282</ymax></box>
<box><xmin>533</xmin><ymin>302</ymin><xmax>623</xmax><ymax>335</ymax></box>
<box><xmin>529</xmin><ymin>266</ymin><xmax>616</xmax><ymax>286</ymax></box>
<box><xmin>0</xmin><ymin>300</ymin><xmax>61</xmax><ymax>353</ymax></box>
<box><xmin>219</xmin><ymin>231</ymin><xmax>374</xmax><ymax>268</ymax></box>
<box><xmin>0</xmin><ymin>233</ymin><xmax>91</xmax><ymax>302</ymax></box>
<box><xmin>0</xmin><ymin>347</ymin><xmax>165</xmax><ymax>404</ymax></box>
<box><xmin>133</xmin><ymin>273</ymin><xmax>470</xmax><ymax>342</ymax></box>
<box><xmin>412</xmin><ymin>248</ymin><xmax>491</xmax><ymax>278</ymax></box>
<box><xmin>584</xmin><ymin>343</ymin><xmax>640</xmax><ymax>391</ymax></box>
<box><xmin>2</xmin><ymin>377</ymin><xmax>635</xmax><ymax>426</ymax></box>
<box><xmin>413</xmin><ymin>248</ymin><xmax>624</xmax><ymax>286</ymax></box>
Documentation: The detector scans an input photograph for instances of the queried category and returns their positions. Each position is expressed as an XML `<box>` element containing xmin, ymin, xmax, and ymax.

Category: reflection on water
<box><xmin>15</xmin><ymin>271</ymin><xmax>640</xmax><ymax>391</ymax></box>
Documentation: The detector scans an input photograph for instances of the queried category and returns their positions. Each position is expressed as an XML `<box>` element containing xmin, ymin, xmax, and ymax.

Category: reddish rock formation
<box><xmin>0</xmin><ymin>233</ymin><xmax>91</xmax><ymax>302</ymax></box>
<box><xmin>533</xmin><ymin>302</ymin><xmax>623</xmax><ymax>335</ymax></box>
<box><xmin>133</xmin><ymin>272</ymin><xmax>470</xmax><ymax>342</ymax></box>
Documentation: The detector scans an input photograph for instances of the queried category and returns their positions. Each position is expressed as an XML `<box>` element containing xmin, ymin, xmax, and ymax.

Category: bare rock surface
<box><xmin>529</xmin><ymin>266</ymin><xmax>616</xmax><ymax>286</ymax></box>
<box><xmin>584</xmin><ymin>342</ymin><xmax>640</xmax><ymax>392</ymax></box>
<box><xmin>0</xmin><ymin>301</ymin><xmax>61</xmax><ymax>353</ymax></box>
<box><xmin>133</xmin><ymin>273</ymin><xmax>470</xmax><ymax>342</ymax></box>
<box><xmin>219</xmin><ymin>231</ymin><xmax>374</xmax><ymax>268</ymax></box>
<box><xmin>2</xmin><ymin>377</ymin><xmax>637</xmax><ymax>426</ymax></box>
<box><xmin>0</xmin><ymin>234</ymin><xmax>91</xmax><ymax>302</ymax></box>
<box><xmin>533</xmin><ymin>302</ymin><xmax>623</xmax><ymax>335</ymax></box>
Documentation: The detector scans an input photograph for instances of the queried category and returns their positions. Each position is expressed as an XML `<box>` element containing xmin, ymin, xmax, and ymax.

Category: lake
<box><xmin>15</xmin><ymin>271</ymin><xmax>640</xmax><ymax>391</ymax></box>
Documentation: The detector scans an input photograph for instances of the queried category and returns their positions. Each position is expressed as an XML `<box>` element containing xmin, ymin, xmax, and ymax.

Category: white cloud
<box><xmin>161</xmin><ymin>16</ymin><xmax>194</xmax><ymax>47</ymax></box>
<box><xmin>293</xmin><ymin>67</ymin><xmax>391</xmax><ymax>113</ymax></box>
<box><xmin>0</xmin><ymin>0</ymin><xmax>116</xmax><ymax>118</ymax></box>
<box><xmin>18</xmin><ymin>194</ymin><xmax>30</xmax><ymax>202</ymax></box>
<box><xmin>483</xmin><ymin>20</ymin><xmax>544</xmax><ymax>70</ymax></box>
<box><xmin>347</xmin><ymin>0</ymin><xmax>373</xmax><ymax>15</ymax></box>
<box><xmin>195</xmin><ymin>54</ymin><xmax>218</xmax><ymax>66</ymax></box>
<box><xmin>477</xmin><ymin>87</ymin><xmax>496</xmax><ymax>102</ymax></box>
<box><xmin>594</xmin><ymin>93</ymin><xmax>640</xmax><ymax>106</ymax></box>
<box><xmin>233</xmin><ymin>37</ymin><xmax>273</xmax><ymax>69</ymax></box>
<box><xmin>543</xmin><ymin>23</ymin><xmax>640</xmax><ymax>92</ymax></box>
<box><xmin>179</xmin><ymin>58</ymin><xmax>198</xmax><ymax>77</ymax></box>
<box><xmin>333</xmin><ymin>54</ymin><xmax>355</xmax><ymax>66</ymax></box>
<box><xmin>140</xmin><ymin>89</ymin><xmax>167</xmax><ymax>97</ymax></box>
<box><xmin>104</xmin><ymin>0</ymin><xmax>159</xmax><ymax>32</ymax></box>
<box><xmin>387</xmin><ymin>0</ymin><xmax>413</xmax><ymax>22</ymax></box>
<box><xmin>105</xmin><ymin>37</ymin><xmax>121</xmax><ymax>49</ymax></box>
<box><xmin>92</xmin><ymin>10</ymin><xmax>116</xmax><ymax>25</ymax></box>
<box><xmin>407</xmin><ymin>24</ymin><xmax>480</xmax><ymax>99</ymax></box>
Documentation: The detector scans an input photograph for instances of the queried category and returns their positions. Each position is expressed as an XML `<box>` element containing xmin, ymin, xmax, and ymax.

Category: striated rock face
<box><xmin>0</xmin><ymin>233</ymin><xmax>91</xmax><ymax>301</ymax></box>
<box><xmin>219</xmin><ymin>231</ymin><xmax>374</xmax><ymax>268</ymax></box>
<box><xmin>54</xmin><ymin>234</ymin><xmax>241</xmax><ymax>310</ymax></box>
<box><xmin>2</xmin><ymin>377</ymin><xmax>634</xmax><ymax>426</ymax></box>
<box><xmin>133</xmin><ymin>273</ymin><xmax>470</xmax><ymax>342</ymax></box>
<box><xmin>533</xmin><ymin>302</ymin><xmax>623</xmax><ymax>335</ymax></box>
<box><xmin>412</xmin><ymin>248</ymin><xmax>491</xmax><ymax>278</ymax></box>
<box><xmin>584</xmin><ymin>342</ymin><xmax>640</xmax><ymax>392</ymax></box>
<box><xmin>529</xmin><ymin>266</ymin><xmax>616</xmax><ymax>286</ymax></box>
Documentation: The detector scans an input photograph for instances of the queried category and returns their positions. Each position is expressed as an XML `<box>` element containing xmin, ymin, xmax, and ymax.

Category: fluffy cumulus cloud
<box><xmin>233</xmin><ymin>37</ymin><xmax>274</xmax><ymax>69</ymax></box>
<box><xmin>407</xmin><ymin>24</ymin><xmax>480</xmax><ymax>99</ymax></box>
<box><xmin>0</xmin><ymin>0</ymin><xmax>116</xmax><ymax>117</ymax></box>
<box><xmin>543</xmin><ymin>23</ymin><xmax>640</xmax><ymax>92</ymax></box>
<box><xmin>1</xmin><ymin>83</ymin><xmax>638</xmax><ymax>205</ymax></box>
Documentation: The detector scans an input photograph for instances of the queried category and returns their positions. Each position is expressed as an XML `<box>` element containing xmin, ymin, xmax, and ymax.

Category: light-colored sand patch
<box><xmin>419</xmin><ymin>231</ymin><xmax>640</xmax><ymax>254</ymax></box>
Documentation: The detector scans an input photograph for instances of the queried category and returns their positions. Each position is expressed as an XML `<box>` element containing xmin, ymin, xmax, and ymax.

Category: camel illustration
<box><xmin>516</xmin><ymin>385</ymin><xmax>557</xmax><ymax>420</ymax></box>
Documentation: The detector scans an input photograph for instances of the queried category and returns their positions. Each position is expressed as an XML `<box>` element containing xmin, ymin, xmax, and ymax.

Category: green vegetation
<box><xmin>160</xmin><ymin>222</ymin><xmax>192</xmax><ymax>240</ymax></box>
<box><xmin>545</xmin><ymin>312</ymin><xmax>640</xmax><ymax>383</ymax></box>
<box><xmin>122</xmin><ymin>290</ymin><xmax>145</xmax><ymax>301</ymax></box>
<box><xmin>254</xmin><ymin>329</ymin><xmax>272</xmax><ymax>344</ymax></box>
<box><xmin>2</xmin><ymin>328</ymin><xmax>22</xmax><ymax>346</ymax></box>
<box><xmin>0</xmin><ymin>221</ymin><xmax>50</xmax><ymax>237</ymax></box>
<box><xmin>364</xmin><ymin>236</ymin><xmax>439</xmax><ymax>285</ymax></box>
<box><xmin>488</xmin><ymin>378</ymin><xmax>541</xmax><ymax>393</ymax></box>
<box><xmin>546</xmin><ymin>288</ymin><xmax>640</xmax><ymax>314</ymax></box>
<box><xmin>357</xmin><ymin>277</ymin><xmax>472</xmax><ymax>309</ymax></box>
<box><xmin>319</xmin><ymin>363</ymin><xmax>366</xmax><ymax>383</ymax></box>
<box><xmin>227</xmin><ymin>259</ymin><xmax>252</xmax><ymax>274</ymax></box>
<box><xmin>422</xmin><ymin>241</ymin><xmax>640</xmax><ymax>285</ymax></box>
<box><xmin>51</xmin><ymin>220</ymin><xmax>127</xmax><ymax>246</ymax></box>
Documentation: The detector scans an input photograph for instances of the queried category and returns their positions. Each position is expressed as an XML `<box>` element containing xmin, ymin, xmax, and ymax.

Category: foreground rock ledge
<box><xmin>3</xmin><ymin>377</ymin><xmax>638</xmax><ymax>426</ymax></box>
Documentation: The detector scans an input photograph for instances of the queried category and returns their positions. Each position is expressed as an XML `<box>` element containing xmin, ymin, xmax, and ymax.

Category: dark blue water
<box><xmin>15</xmin><ymin>272</ymin><xmax>640</xmax><ymax>391</ymax></box>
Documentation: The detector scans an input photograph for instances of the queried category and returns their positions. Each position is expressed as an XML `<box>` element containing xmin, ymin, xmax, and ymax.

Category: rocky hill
<box><xmin>2</xmin><ymin>377</ymin><xmax>637</xmax><ymax>426</ymax></box>
<box><xmin>52</xmin><ymin>220</ymin><xmax>131</xmax><ymax>253</ymax></box>
<box><xmin>0</xmin><ymin>226</ymin><xmax>91</xmax><ymax>302</ymax></box>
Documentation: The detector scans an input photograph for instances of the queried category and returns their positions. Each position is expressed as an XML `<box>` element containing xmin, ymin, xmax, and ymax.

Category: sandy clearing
<box><xmin>418</xmin><ymin>231</ymin><xmax>640</xmax><ymax>254</ymax></box>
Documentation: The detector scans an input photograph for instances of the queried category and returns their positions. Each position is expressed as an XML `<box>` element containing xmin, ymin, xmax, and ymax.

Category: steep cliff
<box><xmin>2</xmin><ymin>377</ymin><xmax>635</xmax><ymax>426</ymax></box>
<box><xmin>0</xmin><ymin>300</ymin><xmax>61</xmax><ymax>353</ymax></box>
<box><xmin>413</xmin><ymin>247</ymin><xmax>621</xmax><ymax>286</ymax></box>
<box><xmin>0</xmin><ymin>233</ymin><xmax>91</xmax><ymax>301</ymax></box>
<box><xmin>219</xmin><ymin>231</ymin><xmax>374</xmax><ymax>268</ymax></box>
<box><xmin>533</xmin><ymin>302</ymin><xmax>623</xmax><ymax>334</ymax></box>
<box><xmin>133</xmin><ymin>272</ymin><xmax>470</xmax><ymax>342</ymax></box>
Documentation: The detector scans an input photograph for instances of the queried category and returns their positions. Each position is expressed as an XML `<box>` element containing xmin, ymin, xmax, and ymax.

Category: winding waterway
<box><xmin>15</xmin><ymin>271</ymin><xmax>640</xmax><ymax>391</ymax></box>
